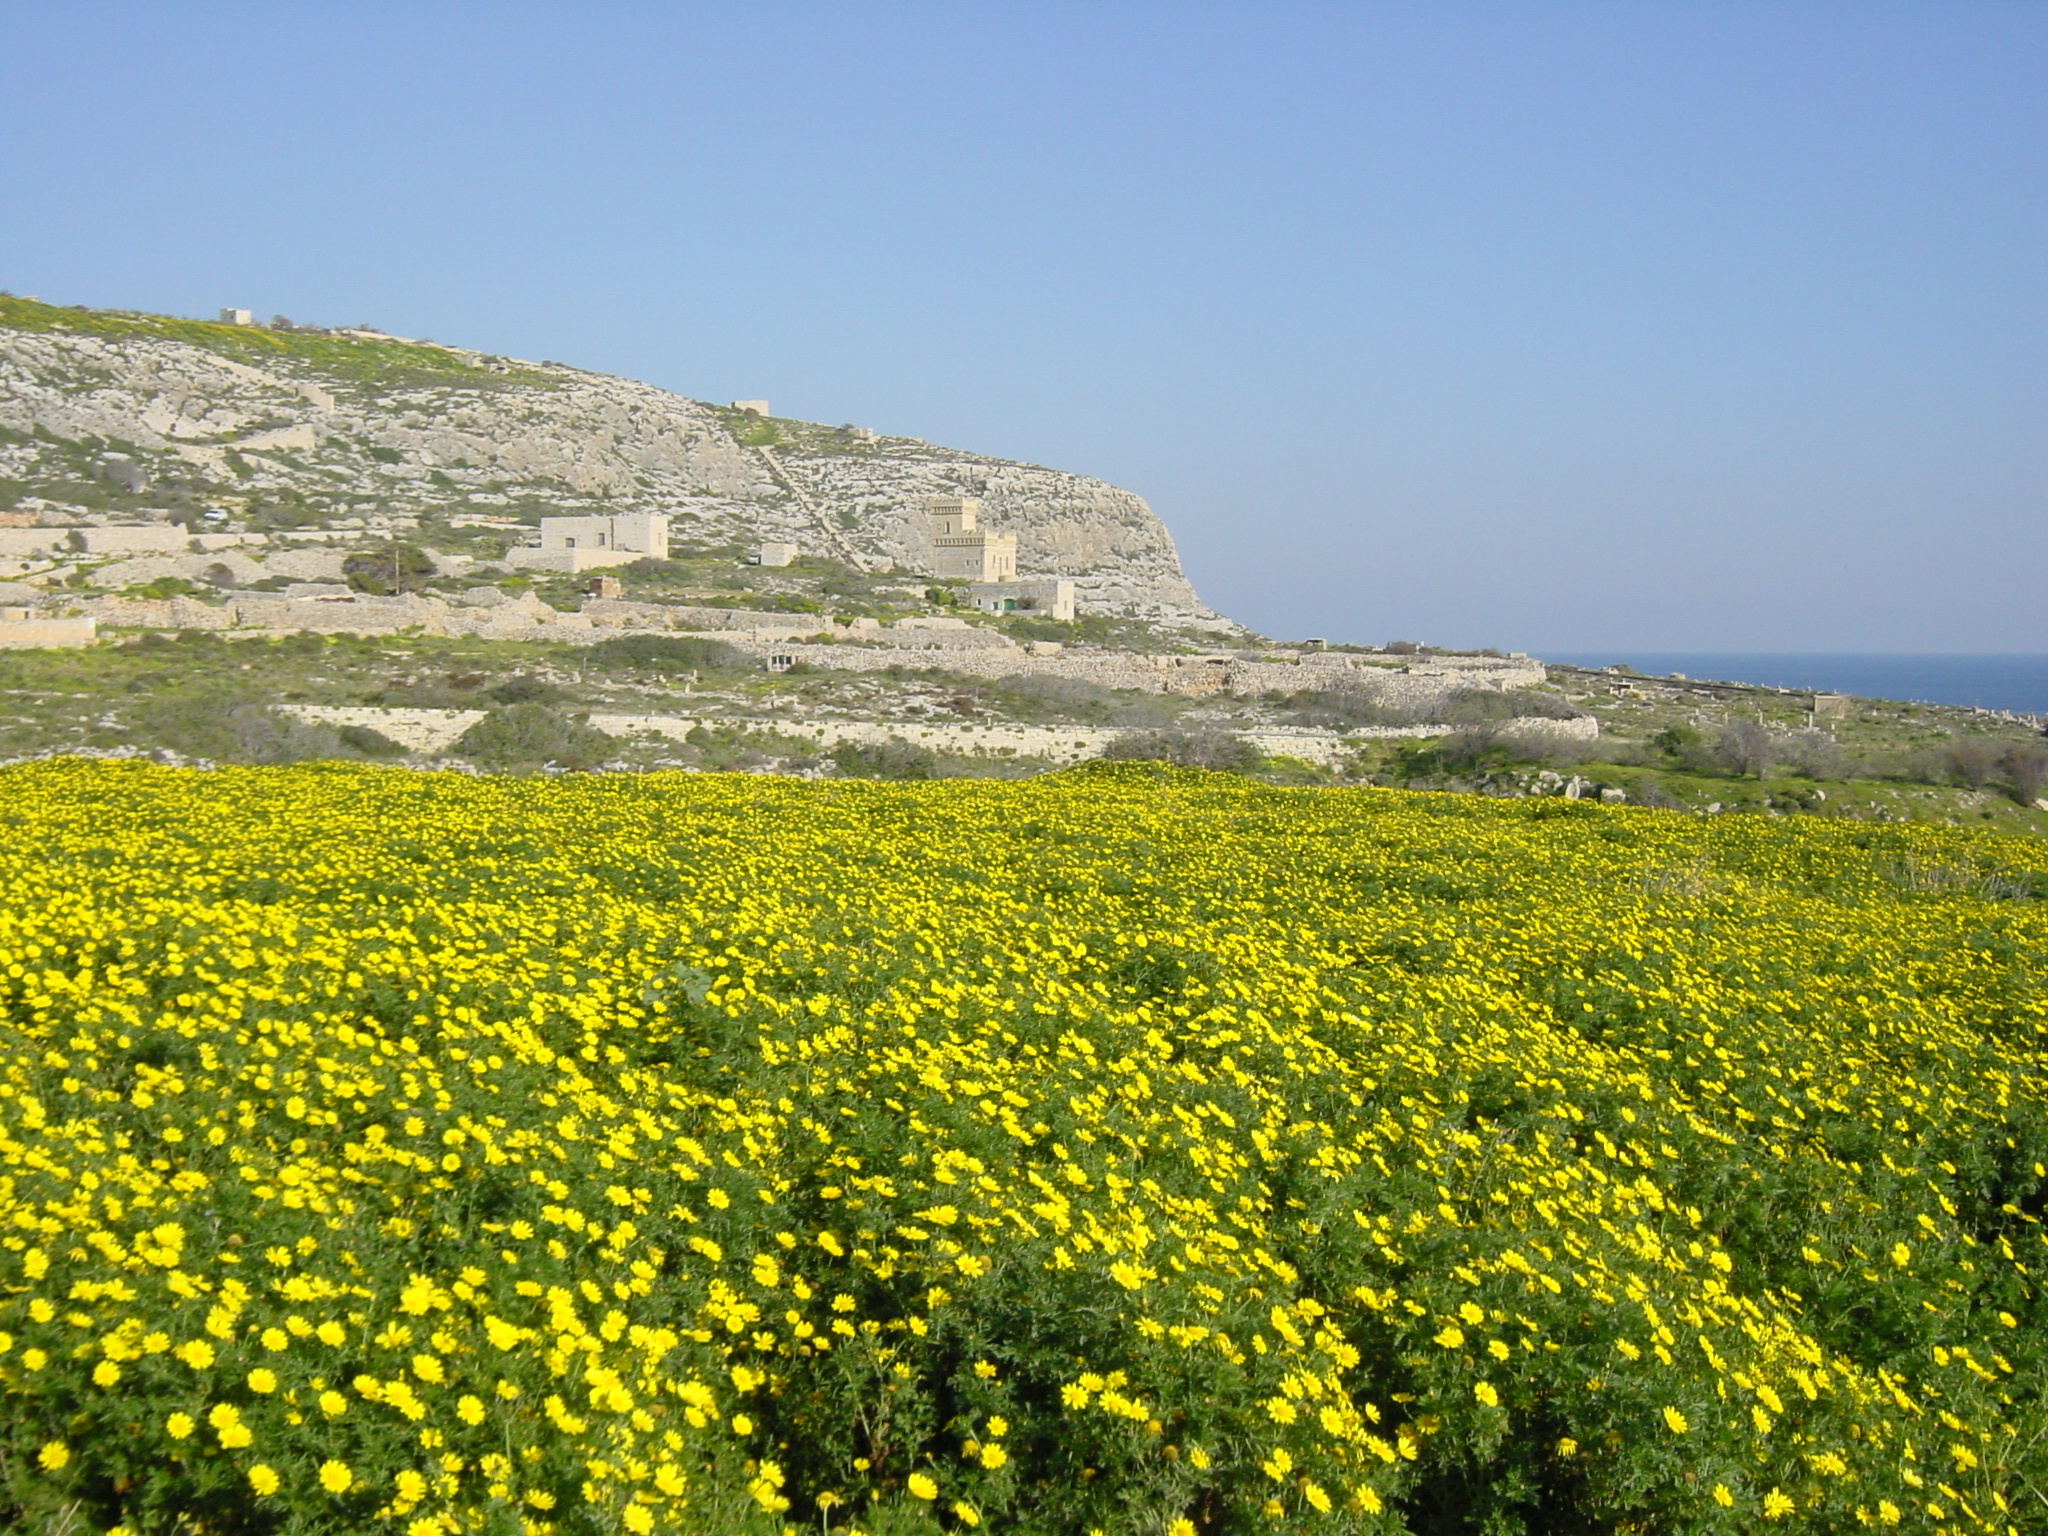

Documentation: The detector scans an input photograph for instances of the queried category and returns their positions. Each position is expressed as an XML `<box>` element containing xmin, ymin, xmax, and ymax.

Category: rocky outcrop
<box><xmin>0</xmin><ymin>302</ymin><xmax>1223</xmax><ymax>624</ymax></box>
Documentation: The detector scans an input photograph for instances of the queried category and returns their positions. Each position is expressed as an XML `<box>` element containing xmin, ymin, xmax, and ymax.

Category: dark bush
<box><xmin>1651</xmin><ymin>725</ymin><xmax>1702</xmax><ymax>755</ymax></box>
<box><xmin>1632</xmin><ymin>778</ymin><xmax>1684</xmax><ymax>810</ymax></box>
<box><xmin>2002</xmin><ymin>741</ymin><xmax>2048</xmax><ymax>805</ymax></box>
<box><xmin>452</xmin><ymin>704</ymin><xmax>613</xmax><ymax>770</ymax></box>
<box><xmin>1434</xmin><ymin>688</ymin><xmax>1585</xmax><ymax>724</ymax></box>
<box><xmin>829</xmin><ymin>738</ymin><xmax>938</xmax><ymax>780</ymax></box>
<box><xmin>1100</xmin><ymin>730</ymin><xmax>1264</xmax><ymax>774</ymax></box>
<box><xmin>486</xmin><ymin>674</ymin><xmax>561</xmax><ymax>705</ymax></box>
<box><xmin>1279</xmin><ymin>690</ymin><xmax>1411</xmax><ymax>730</ymax></box>
<box><xmin>1944</xmin><ymin>737</ymin><xmax>2002</xmax><ymax>790</ymax></box>
<box><xmin>132</xmin><ymin>695</ymin><xmax>401</xmax><ymax>765</ymax></box>
<box><xmin>336</xmin><ymin>724</ymin><xmax>405</xmax><ymax>759</ymax></box>
<box><xmin>1716</xmin><ymin>719</ymin><xmax>1777</xmax><ymax>779</ymax></box>
<box><xmin>342</xmin><ymin>544</ymin><xmax>434</xmax><ymax>595</ymax></box>
<box><xmin>1781</xmin><ymin>727</ymin><xmax>1845</xmax><ymax>780</ymax></box>
<box><xmin>583</xmin><ymin>634</ymin><xmax>745</xmax><ymax>672</ymax></box>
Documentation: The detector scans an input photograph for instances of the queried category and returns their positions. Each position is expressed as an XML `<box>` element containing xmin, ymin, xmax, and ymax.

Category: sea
<box><xmin>1542</xmin><ymin>654</ymin><xmax>2048</xmax><ymax>717</ymax></box>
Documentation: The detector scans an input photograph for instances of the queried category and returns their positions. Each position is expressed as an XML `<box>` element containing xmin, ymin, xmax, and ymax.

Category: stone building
<box><xmin>967</xmin><ymin>578</ymin><xmax>1075</xmax><ymax>621</ymax></box>
<box><xmin>218</xmin><ymin>308</ymin><xmax>254</xmax><ymax>326</ymax></box>
<box><xmin>926</xmin><ymin>497</ymin><xmax>1017</xmax><ymax>583</ymax></box>
<box><xmin>510</xmin><ymin>513</ymin><xmax>671</xmax><ymax>573</ymax></box>
<box><xmin>754</xmin><ymin>542</ymin><xmax>798</xmax><ymax>567</ymax></box>
<box><xmin>731</xmin><ymin>401</ymin><xmax>770</xmax><ymax>417</ymax></box>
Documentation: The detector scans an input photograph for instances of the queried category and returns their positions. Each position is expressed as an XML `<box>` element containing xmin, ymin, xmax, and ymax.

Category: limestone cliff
<box><xmin>0</xmin><ymin>299</ymin><xmax>1222</xmax><ymax>624</ymax></box>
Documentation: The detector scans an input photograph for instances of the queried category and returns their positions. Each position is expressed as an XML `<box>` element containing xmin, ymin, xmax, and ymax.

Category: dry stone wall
<box><xmin>280</xmin><ymin>704</ymin><xmax>1594</xmax><ymax>768</ymax></box>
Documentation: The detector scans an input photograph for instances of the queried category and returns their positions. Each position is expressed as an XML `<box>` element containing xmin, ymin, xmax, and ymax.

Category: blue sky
<box><xmin>3</xmin><ymin>1</ymin><xmax>2043</xmax><ymax>651</ymax></box>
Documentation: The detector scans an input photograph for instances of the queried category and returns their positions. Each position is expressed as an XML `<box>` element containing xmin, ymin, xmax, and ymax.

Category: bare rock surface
<box><xmin>0</xmin><ymin>302</ymin><xmax>1221</xmax><ymax>623</ymax></box>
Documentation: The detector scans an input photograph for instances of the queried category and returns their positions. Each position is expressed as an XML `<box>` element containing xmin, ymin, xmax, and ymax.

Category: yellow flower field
<box><xmin>0</xmin><ymin>759</ymin><xmax>2044</xmax><ymax>1536</ymax></box>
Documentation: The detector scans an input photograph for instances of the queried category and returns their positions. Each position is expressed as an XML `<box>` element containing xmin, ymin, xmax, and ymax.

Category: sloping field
<box><xmin>0</xmin><ymin>760</ymin><xmax>2044</xmax><ymax>1536</ymax></box>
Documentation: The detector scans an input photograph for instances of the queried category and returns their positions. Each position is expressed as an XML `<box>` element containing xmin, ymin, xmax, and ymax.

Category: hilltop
<box><xmin>0</xmin><ymin>296</ymin><xmax>1216</xmax><ymax>624</ymax></box>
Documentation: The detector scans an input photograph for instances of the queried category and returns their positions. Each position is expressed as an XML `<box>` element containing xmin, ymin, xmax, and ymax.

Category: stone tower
<box><xmin>926</xmin><ymin>497</ymin><xmax>1017</xmax><ymax>582</ymax></box>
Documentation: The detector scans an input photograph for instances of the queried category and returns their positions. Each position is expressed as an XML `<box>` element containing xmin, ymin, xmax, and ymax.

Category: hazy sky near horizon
<box><xmin>3</xmin><ymin>2</ymin><xmax>2043</xmax><ymax>652</ymax></box>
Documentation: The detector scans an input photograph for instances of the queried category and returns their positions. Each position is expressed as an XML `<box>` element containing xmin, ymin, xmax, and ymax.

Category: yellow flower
<box><xmin>623</xmin><ymin>1505</ymin><xmax>654</xmax><ymax>1534</ymax></box>
<box><xmin>1762</xmin><ymin>1489</ymin><xmax>1795</xmax><ymax>1519</ymax></box>
<box><xmin>36</xmin><ymin>1441</ymin><xmax>69</xmax><ymax>1471</ymax></box>
<box><xmin>249</xmin><ymin>1464</ymin><xmax>281</xmax><ymax>1496</ymax></box>
<box><xmin>319</xmin><ymin>1391</ymin><xmax>348</xmax><ymax>1416</ymax></box>
<box><xmin>1661</xmin><ymin>1406</ymin><xmax>1688</xmax><ymax>1434</ymax></box>
<box><xmin>1304</xmin><ymin>1481</ymin><xmax>1332</xmax><ymax>1513</ymax></box>
<box><xmin>979</xmin><ymin>1444</ymin><xmax>1007</xmax><ymax>1469</ymax></box>
<box><xmin>319</xmin><ymin>1460</ymin><xmax>354</xmax><ymax>1494</ymax></box>
<box><xmin>1711</xmin><ymin>1483</ymin><xmax>1733</xmax><ymax>1507</ymax></box>
<box><xmin>953</xmin><ymin>1501</ymin><xmax>982</xmax><ymax>1526</ymax></box>
<box><xmin>247</xmin><ymin>1368</ymin><xmax>278</xmax><ymax>1394</ymax></box>
<box><xmin>166</xmin><ymin>1413</ymin><xmax>195</xmax><ymax>1440</ymax></box>
<box><xmin>1474</xmin><ymin>1381</ymin><xmax>1499</xmax><ymax>1407</ymax></box>
<box><xmin>730</xmin><ymin>1414</ymin><xmax>754</xmax><ymax>1436</ymax></box>
<box><xmin>1433</xmin><ymin>1326</ymin><xmax>1465</xmax><ymax>1349</ymax></box>
<box><xmin>92</xmin><ymin>1361</ymin><xmax>121</xmax><ymax>1387</ymax></box>
<box><xmin>908</xmin><ymin>1472</ymin><xmax>938</xmax><ymax>1500</ymax></box>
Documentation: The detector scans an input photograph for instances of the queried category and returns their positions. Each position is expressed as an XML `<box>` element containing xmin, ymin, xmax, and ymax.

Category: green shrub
<box><xmin>830</xmin><ymin>737</ymin><xmax>938</xmax><ymax>779</ymax></box>
<box><xmin>1101</xmin><ymin>729</ymin><xmax>1264</xmax><ymax>773</ymax></box>
<box><xmin>450</xmin><ymin>703</ymin><xmax>614</xmax><ymax>770</ymax></box>
<box><xmin>583</xmin><ymin>634</ymin><xmax>745</xmax><ymax>672</ymax></box>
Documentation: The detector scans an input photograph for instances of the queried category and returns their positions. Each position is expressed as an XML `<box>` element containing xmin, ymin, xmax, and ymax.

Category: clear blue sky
<box><xmin>4</xmin><ymin>2</ymin><xmax>2043</xmax><ymax>651</ymax></box>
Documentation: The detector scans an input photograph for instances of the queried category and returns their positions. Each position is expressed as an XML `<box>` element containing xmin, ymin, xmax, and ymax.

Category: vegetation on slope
<box><xmin>0</xmin><ymin>762</ymin><xmax>2043</xmax><ymax>1535</ymax></box>
<box><xmin>0</xmin><ymin>296</ymin><xmax>544</xmax><ymax>389</ymax></box>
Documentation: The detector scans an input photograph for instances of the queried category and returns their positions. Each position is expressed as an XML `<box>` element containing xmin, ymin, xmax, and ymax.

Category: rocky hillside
<box><xmin>0</xmin><ymin>297</ymin><xmax>1221</xmax><ymax>624</ymax></box>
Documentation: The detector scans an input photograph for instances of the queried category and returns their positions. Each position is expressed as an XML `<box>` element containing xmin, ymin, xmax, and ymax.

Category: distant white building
<box><xmin>967</xmin><ymin>578</ymin><xmax>1075</xmax><ymax>622</ymax></box>
<box><xmin>731</xmin><ymin>400</ymin><xmax>771</xmax><ymax>417</ymax></box>
<box><xmin>753</xmin><ymin>542</ymin><xmax>798</xmax><ymax>567</ymax></box>
<box><xmin>926</xmin><ymin>497</ymin><xmax>1017</xmax><ymax>583</ymax></box>
<box><xmin>218</xmin><ymin>308</ymin><xmax>254</xmax><ymax>326</ymax></box>
<box><xmin>509</xmin><ymin>513</ymin><xmax>671</xmax><ymax>573</ymax></box>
